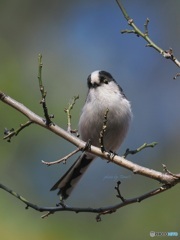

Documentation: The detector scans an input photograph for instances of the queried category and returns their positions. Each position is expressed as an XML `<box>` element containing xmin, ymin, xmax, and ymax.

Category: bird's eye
<box><xmin>100</xmin><ymin>76</ymin><xmax>108</xmax><ymax>84</ymax></box>
<box><xmin>103</xmin><ymin>79</ymin><xmax>108</xmax><ymax>84</ymax></box>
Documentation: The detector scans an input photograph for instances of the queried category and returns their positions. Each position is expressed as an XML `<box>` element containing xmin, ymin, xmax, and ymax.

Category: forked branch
<box><xmin>0</xmin><ymin>181</ymin><xmax>173</xmax><ymax>221</ymax></box>
<box><xmin>116</xmin><ymin>0</ymin><xmax>180</xmax><ymax>69</ymax></box>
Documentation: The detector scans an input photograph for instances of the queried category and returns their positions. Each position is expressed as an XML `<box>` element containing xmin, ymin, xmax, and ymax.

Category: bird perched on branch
<box><xmin>51</xmin><ymin>70</ymin><xmax>132</xmax><ymax>199</ymax></box>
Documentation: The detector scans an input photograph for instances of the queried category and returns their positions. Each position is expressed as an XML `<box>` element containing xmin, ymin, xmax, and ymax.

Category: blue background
<box><xmin>0</xmin><ymin>0</ymin><xmax>180</xmax><ymax>239</ymax></box>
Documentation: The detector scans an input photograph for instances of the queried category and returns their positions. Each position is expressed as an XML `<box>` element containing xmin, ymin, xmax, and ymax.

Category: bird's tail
<box><xmin>50</xmin><ymin>153</ymin><xmax>94</xmax><ymax>199</ymax></box>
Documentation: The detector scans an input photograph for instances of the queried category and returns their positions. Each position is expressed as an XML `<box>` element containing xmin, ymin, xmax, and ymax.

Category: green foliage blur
<box><xmin>0</xmin><ymin>0</ymin><xmax>180</xmax><ymax>239</ymax></box>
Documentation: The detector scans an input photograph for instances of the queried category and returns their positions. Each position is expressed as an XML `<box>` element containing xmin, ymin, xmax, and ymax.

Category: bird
<box><xmin>50</xmin><ymin>70</ymin><xmax>132</xmax><ymax>199</ymax></box>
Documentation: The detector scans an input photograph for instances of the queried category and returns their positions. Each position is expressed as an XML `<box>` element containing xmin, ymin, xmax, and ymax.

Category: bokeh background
<box><xmin>0</xmin><ymin>0</ymin><xmax>180</xmax><ymax>239</ymax></box>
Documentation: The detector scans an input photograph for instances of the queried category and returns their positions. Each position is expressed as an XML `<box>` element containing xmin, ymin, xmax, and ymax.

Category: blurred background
<box><xmin>0</xmin><ymin>0</ymin><xmax>180</xmax><ymax>239</ymax></box>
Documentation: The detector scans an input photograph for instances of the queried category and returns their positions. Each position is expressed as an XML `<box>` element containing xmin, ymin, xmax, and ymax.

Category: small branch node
<box><xmin>133</xmin><ymin>168</ymin><xmax>138</xmax><ymax>174</ymax></box>
<box><xmin>41</xmin><ymin>211</ymin><xmax>53</xmax><ymax>219</ymax></box>
<box><xmin>173</xmin><ymin>73</ymin><xmax>180</xmax><ymax>80</ymax></box>
<box><xmin>83</xmin><ymin>139</ymin><xmax>92</xmax><ymax>152</ymax></box>
<box><xmin>96</xmin><ymin>209</ymin><xmax>116</xmax><ymax>222</ymax></box>
<box><xmin>164</xmin><ymin>48</ymin><xmax>174</xmax><ymax>59</ymax></box>
<box><xmin>145</xmin><ymin>43</ymin><xmax>153</xmax><ymax>48</ymax></box>
<box><xmin>96</xmin><ymin>214</ymin><xmax>102</xmax><ymax>222</ymax></box>
<box><xmin>128</xmin><ymin>18</ymin><xmax>134</xmax><ymax>25</ymax></box>
<box><xmin>121</xmin><ymin>29</ymin><xmax>136</xmax><ymax>34</ymax></box>
<box><xmin>162</xmin><ymin>164</ymin><xmax>180</xmax><ymax>180</ymax></box>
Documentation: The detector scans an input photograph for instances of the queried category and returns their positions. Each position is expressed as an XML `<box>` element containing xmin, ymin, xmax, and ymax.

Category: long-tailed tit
<box><xmin>51</xmin><ymin>70</ymin><xmax>132</xmax><ymax>199</ymax></box>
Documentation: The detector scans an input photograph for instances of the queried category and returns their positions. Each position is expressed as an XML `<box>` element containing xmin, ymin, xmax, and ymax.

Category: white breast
<box><xmin>78</xmin><ymin>81</ymin><xmax>132</xmax><ymax>152</ymax></box>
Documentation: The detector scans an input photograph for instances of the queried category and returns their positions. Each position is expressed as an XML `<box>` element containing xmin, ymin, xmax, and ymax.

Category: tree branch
<box><xmin>0</xmin><ymin>181</ymin><xmax>173</xmax><ymax>221</ymax></box>
<box><xmin>3</xmin><ymin>121</ymin><xmax>33</xmax><ymax>142</ymax></box>
<box><xmin>42</xmin><ymin>147</ymin><xmax>81</xmax><ymax>166</ymax></box>
<box><xmin>64</xmin><ymin>95</ymin><xmax>79</xmax><ymax>134</ymax></box>
<box><xmin>38</xmin><ymin>54</ymin><xmax>54</xmax><ymax>125</ymax></box>
<box><xmin>1</xmin><ymin>91</ymin><xmax>180</xmax><ymax>187</ymax></box>
<box><xmin>123</xmin><ymin>142</ymin><xmax>158</xmax><ymax>158</ymax></box>
<box><xmin>116</xmin><ymin>0</ymin><xmax>180</xmax><ymax>69</ymax></box>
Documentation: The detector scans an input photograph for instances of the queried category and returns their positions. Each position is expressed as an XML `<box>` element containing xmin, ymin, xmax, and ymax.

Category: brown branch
<box><xmin>1</xmin><ymin>91</ymin><xmax>180</xmax><ymax>187</ymax></box>
<box><xmin>42</xmin><ymin>147</ymin><xmax>81</xmax><ymax>166</ymax></box>
<box><xmin>1</xmin><ymin>91</ymin><xmax>180</xmax><ymax>220</ymax></box>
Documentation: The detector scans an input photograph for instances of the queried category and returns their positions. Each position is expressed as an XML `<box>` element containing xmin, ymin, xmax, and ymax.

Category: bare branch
<box><xmin>3</xmin><ymin>121</ymin><xmax>33</xmax><ymax>142</ymax></box>
<box><xmin>1</xmin><ymin>91</ymin><xmax>180</xmax><ymax>188</ymax></box>
<box><xmin>0</xmin><ymin>181</ymin><xmax>173</xmax><ymax>221</ymax></box>
<box><xmin>38</xmin><ymin>54</ymin><xmax>54</xmax><ymax>125</ymax></box>
<box><xmin>42</xmin><ymin>147</ymin><xmax>81</xmax><ymax>166</ymax></box>
<box><xmin>123</xmin><ymin>142</ymin><xmax>158</xmax><ymax>158</ymax></box>
<box><xmin>99</xmin><ymin>108</ymin><xmax>109</xmax><ymax>152</ymax></box>
<box><xmin>115</xmin><ymin>181</ymin><xmax>125</xmax><ymax>202</ymax></box>
<box><xmin>64</xmin><ymin>95</ymin><xmax>79</xmax><ymax>134</ymax></box>
<box><xmin>0</xmin><ymin>1</ymin><xmax>179</xmax><ymax>221</ymax></box>
<box><xmin>144</xmin><ymin>18</ymin><xmax>150</xmax><ymax>36</ymax></box>
<box><xmin>116</xmin><ymin>0</ymin><xmax>180</xmax><ymax>68</ymax></box>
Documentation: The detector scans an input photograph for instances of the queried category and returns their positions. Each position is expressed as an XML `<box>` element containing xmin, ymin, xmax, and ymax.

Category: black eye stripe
<box><xmin>99</xmin><ymin>76</ymin><xmax>108</xmax><ymax>84</ymax></box>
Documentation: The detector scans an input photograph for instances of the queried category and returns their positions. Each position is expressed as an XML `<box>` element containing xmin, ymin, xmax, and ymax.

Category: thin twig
<box><xmin>64</xmin><ymin>95</ymin><xmax>79</xmax><ymax>134</ymax></box>
<box><xmin>38</xmin><ymin>54</ymin><xmax>54</xmax><ymax>125</ymax></box>
<box><xmin>3</xmin><ymin>121</ymin><xmax>33</xmax><ymax>142</ymax></box>
<box><xmin>123</xmin><ymin>142</ymin><xmax>158</xmax><ymax>158</ymax></box>
<box><xmin>99</xmin><ymin>108</ymin><xmax>109</xmax><ymax>152</ymax></box>
<box><xmin>144</xmin><ymin>18</ymin><xmax>150</xmax><ymax>36</ymax></box>
<box><xmin>116</xmin><ymin>0</ymin><xmax>180</xmax><ymax>68</ymax></box>
<box><xmin>42</xmin><ymin>148</ymin><xmax>81</xmax><ymax>166</ymax></box>
<box><xmin>162</xmin><ymin>164</ymin><xmax>180</xmax><ymax>179</ymax></box>
<box><xmin>115</xmin><ymin>181</ymin><xmax>125</xmax><ymax>202</ymax></box>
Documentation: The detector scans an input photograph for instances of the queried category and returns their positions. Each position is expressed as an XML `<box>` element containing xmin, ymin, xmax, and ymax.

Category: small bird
<box><xmin>51</xmin><ymin>70</ymin><xmax>132</xmax><ymax>199</ymax></box>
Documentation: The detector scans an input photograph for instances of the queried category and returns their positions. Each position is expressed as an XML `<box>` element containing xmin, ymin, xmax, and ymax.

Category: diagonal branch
<box><xmin>1</xmin><ymin>91</ymin><xmax>180</xmax><ymax>187</ymax></box>
<box><xmin>3</xmin><ymin>120</ymin><xmax>33</xmax><ymax>142</ymax></box>
<box><xmin>123</xmin><ymin>142</ymin><xmax>158</xmax><ymax>158</ymax></box>
<box><xmin>116</xmin><ymin>0</ymin><xmax>180</xmax><ymax>69</ymax></box>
